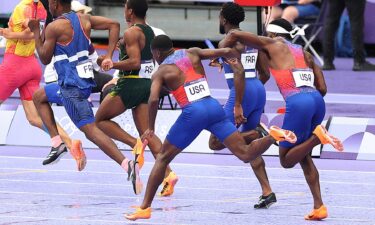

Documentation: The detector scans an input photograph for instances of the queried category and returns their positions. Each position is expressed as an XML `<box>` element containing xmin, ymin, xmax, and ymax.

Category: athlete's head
<box><xmin>48</xmin><ymin>0</ymin><xmax>71</xmax><ymax>18</ymax></box>
<box><xmin>219</xmin><ymin>2</ymin><xmax>245</xmax><ymax>34</ymax></box>
<box><xmin>266</xmin><ymin>18</ymin><xmax>293</xmax><ymax>39</ymax></box>
<box><xmin>151</xmin><ymin>35</ymin><xmax>174</xmax><ymax>64</ymax></box>
<box><xmin>124</xmin><ymin>0</ymin><xmax>148</xmax><ymax>23</ymax></box>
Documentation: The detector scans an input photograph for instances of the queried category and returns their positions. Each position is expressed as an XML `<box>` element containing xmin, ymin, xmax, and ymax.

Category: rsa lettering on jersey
<box><xmin>292</xmin><ymin>69</ymin><xmax>315</xmax><ymax>88</ymax></box>
<box><xmin>241</xmin><ymin>50</ymin><xmax>258</xmax><ymax>70</ymax></box>
<box><xmin>184</xmin><ymin>79</ymin><xmax>211</xmax><ymax>102</ymax></box>
<box><xmin>76</xmin><ymin>60</ymin><xmax>94</xmax><ymax>79</ymax></box>
<box><xmin>139</xmin><ymin>60</ymin><xmax>154</xmax><ymax>79</ymax></box>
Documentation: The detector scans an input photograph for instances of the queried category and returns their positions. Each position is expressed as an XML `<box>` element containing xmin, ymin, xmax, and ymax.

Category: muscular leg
<box><xmin>80</xmin><ymin>122</ymin><xmax>124</xmax><ymax>164</ymax></box>
<box><xmin>95</xmin><ymin>94</ymin><xmax>137</xmax><ymax>160</ymax></box>
<box><xmin>300</xmin><ymin>155</ymin><xmax>323</xmax><ymax>209</ymax></box>
<box><xmin>278</xmin><ymin>135</ymin><xmax>321</xmax><ymax>168</ymax></box>
<box><xmin>22</xmin><ymin>99</ymin><xmax>72</xmax><ymax>149</ymax></box>
<box><xmin>140</xmin><ymin>140</ymin><xmax>181</xmax><ymax>209</ymax></box>
<box><xmin>209</xmin><ymin>130</ymin><xmax>259</xmax><ymax>150</ymax></box>
<box><xmin>250</xmin><ymin>156</ymin><xmax>272</xmax><ymax>196</ymax></box>
<box><xmin>223</xmin><ymin>131</ymin><xmax>276</xmax><ymax>163</ymax></box>
<box><xmin>33</xmin><ymin>88</ymin><xmax>59</xmax><ymax>138</ymax></box>
<box><xmin>132</xmin><ymin>103</ymin><xmax>172</xmax><ymax>177</ymax></box>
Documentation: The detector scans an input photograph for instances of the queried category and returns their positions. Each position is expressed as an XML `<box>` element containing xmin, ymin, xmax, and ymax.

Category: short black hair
<box><xmin>125</xmin><ymin>0</ymin><xmax>148</xmax><ymax>18</ymax></box>
<box><xmin>221</xmin><ymin>2</ymin><xmax>245</xmax><ymax>26</ymax></box>
<box><xmin>269</xmin><ymin>18</ymin><xmax>293</xmax><ymax>39</ymax></box>
<box><xmin>151</xmin><ymin>35</ymin><xmax>173</xmax><ymax>51</ymax></box>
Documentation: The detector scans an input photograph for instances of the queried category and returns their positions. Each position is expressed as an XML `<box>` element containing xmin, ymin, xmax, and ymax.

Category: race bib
<box><xmin>184</xmin><ymin>79</ymin><xmax>211</xmax><ymax>102</ymax></box>
<box><xmin>139</xmin><ymin>60</ymin><xmax>154</xmax><ymax>79</ymax></box>
<box><xmin>76</xmin><ymin>60</ymin><xmax>94</xmax><ymax>79</ymax></box>
<box><xmin>292</xmin><ymin>69</ymin><xmax>315</xmax><ymax>88</ymax></box>
<box><xmin>241</xmin><ymin>50</ymin><xmax>258</xmax><ymax>70</ymax></box>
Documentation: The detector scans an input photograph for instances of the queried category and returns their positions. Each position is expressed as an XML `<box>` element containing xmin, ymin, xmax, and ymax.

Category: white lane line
<box><xmin>0</xmin><ymin>204</ymin><xmax>373</xmax><ymax>224</ymax></box>
<box><xmin>0</xmin><ymin>215</ymin><xmax>185</xmax><ymax>225</ymax></box>
<box><xmin>0</xmin><ymin>156</ymin><xmax>375</xmax><ymax>174</ymax></box>
<box><xmin>4</xmin><ymin>201</ymin><xmax>375</xmax><ymax>212</ymax></box>
<box><xmin>1</xmin><ymin>190</ymin><xmax>375</xmax><ymax>210</ymax></box>
<box><xmin>0</xmin><ymin>178</ymin><xmax>374</xmax><ymax>199</ymax></box>
<box><xmin>0</xmin><ymin>172</ymin><xmax>374</xmax><ymax>187</ymax></box>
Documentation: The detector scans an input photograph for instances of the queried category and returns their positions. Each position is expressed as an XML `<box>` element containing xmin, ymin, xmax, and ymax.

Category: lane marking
<box><xmin>0</xmin><ymin>156</ymin><xmax>374</xmax><ymax>174</ymax></box>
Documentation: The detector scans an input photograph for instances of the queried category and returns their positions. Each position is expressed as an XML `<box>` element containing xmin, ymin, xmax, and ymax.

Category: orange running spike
<box><xmin>70</xmin><ymin>140</ymin><xmax>86</xmax><ymax>171</ymax></box>
<box><xmin>304</xmin><ymin>205</ymin><xmax>328</xmax><ymax>220</ymax></box>
<box><xmin>313</xmin><ymin>125</ymin><xmax>344</xmax><ymax>151</ymax></box>
<box><xmin>269</xmin><ymin>126</ymin><xmax>297</xmax><ymax>143</ymax></box>
<box><xmin>159</xmin><ymin>171</ymin><xmax>179</xmax><ymax>197</ymax></box>
<box><xmin>124</xmin><ymin>207</ymin><xmax>151</xmax><ymax>221</ymax></box>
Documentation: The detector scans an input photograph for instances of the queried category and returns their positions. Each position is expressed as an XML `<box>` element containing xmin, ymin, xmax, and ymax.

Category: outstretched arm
<box><xmin>222</xmin><ymin>30</ymin><xmax>275</xmax><ymax>51</ymax></box>
<box><xmin>188</xmin><ymin>47</ymin><xmax>240</xmax><ymax>60</ymax></box>
<box><xmin>90</xmin><ymin>15</ymin><xmax>120</xmax><ymax>60</ymax></box>
<box><xmin>148</xmin><ymin>68</ymin><xmax>164</xmax><ymax>132</ymax></box>
<box><xmin>0</xmin><ymin>27</ymin><xmax>34</xmax><ymax>40</ymax></box>
<box><xmin>304</xmin><ymin>51</ymin><xmax>327</xmax><ymax>96</ymax></box>
<box><xmin>256</xmin><ymin>50</ymin><xmax>271</xmax><ymax>84</ymax></box>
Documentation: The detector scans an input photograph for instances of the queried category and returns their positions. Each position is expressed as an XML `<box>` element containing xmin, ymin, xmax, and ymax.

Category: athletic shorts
<box><xmin>0</xmin><ymin>53</ymin><xmax>41</xmax><ymax>101</ymax></box>
<box><xmin>280</xmin><ymin>91</ymin><xmax>325</xmax><ymax>148</ymax></box>
<box><xmin>60</xmin><ymin>86</ymin><xmax>95</xmax><ymax>129</ymax></box>
<box><xmin>224</xmin><ymin>78</ymin><xmax>266</xmax><ymax>131</ymax></box>
<box><xmin>110</xmin><ymin>77</ymin><xmax>151</xmax><ymax>109</ymax></box>
<box><xmin>45</xmin><ymin>82</ymin><xmax>63</xmax><ymax>105</ymax></box>
<box><xmin>166</xmin><ymin>97</ymin><xmax>237</xmax><ymax>150</ymax></box>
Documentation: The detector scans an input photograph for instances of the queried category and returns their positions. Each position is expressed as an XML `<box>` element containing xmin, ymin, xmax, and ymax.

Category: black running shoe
<box><xmin>254</xmin><ymin>192</ymin><xmax>277</xmax><ymax>209</ymax></box>
<box><xmin>42</xmin><ymin>143</ymin><xmax>68</xmax><ymax>165</ymax></box>
<box><xmin>127</xmin><ymin>160</ymin><xmax>143</xmax><ymax>195</ymax></box>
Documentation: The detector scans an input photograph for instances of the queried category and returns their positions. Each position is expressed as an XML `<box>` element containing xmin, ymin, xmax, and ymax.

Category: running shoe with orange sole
<box><xmin>70</xmin><ymin>140</ymin><xmax>86</xmax><ymax>171</ymax></box>
<box><xmin>313</xmin><ymin>125</ymin><xmax>344</xmax><ymax>151</ymax></box>
<box><xmin>304</xmin><ymin>205</ymin><xmax>328</xmax><ymax>220</ymax></box>
<box><xmin>269</xmin><ymin>126</ymin><xmax>297</xmax><ymax>143</ymax></box>
<box><xmin>257</xmin><ymin>123</ymin><xmax>279</xmax><ymax>146</ymax></box>
<box><xmin>131</xmin><ymin>138</ymin><xmax>148</xmax><ymax>169</ymax></box>
<box><xmin>127</xmin><ymin>160</ymin><xmax>143</xmax><ymax>195</ymax></box>
<box><xmin>124</xmin><ymin>207</ymin><xmax>151</xmax><ymax>221</ymax></box>
<box><xmin>159</xmin><ymin>171</ymin><xmax>179</xmax><ymax>197</ymax></box>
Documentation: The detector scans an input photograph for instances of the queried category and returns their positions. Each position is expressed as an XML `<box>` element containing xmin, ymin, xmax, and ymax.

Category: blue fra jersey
<box><xmin>53</xmin><ymin>12</ymin><xmax>96</xmax><ymax>89</ymax></box>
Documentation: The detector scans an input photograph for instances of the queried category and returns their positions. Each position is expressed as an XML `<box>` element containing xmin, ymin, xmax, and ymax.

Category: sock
<box><xmin>121</xmin><ymin>158</ymin><xmax>130</xmax><ymax>172</ymax></box>
<box><xmin>51</xmin><ymin>135</ymin><xmax>62</xmax><ymax>148</ymax></box>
